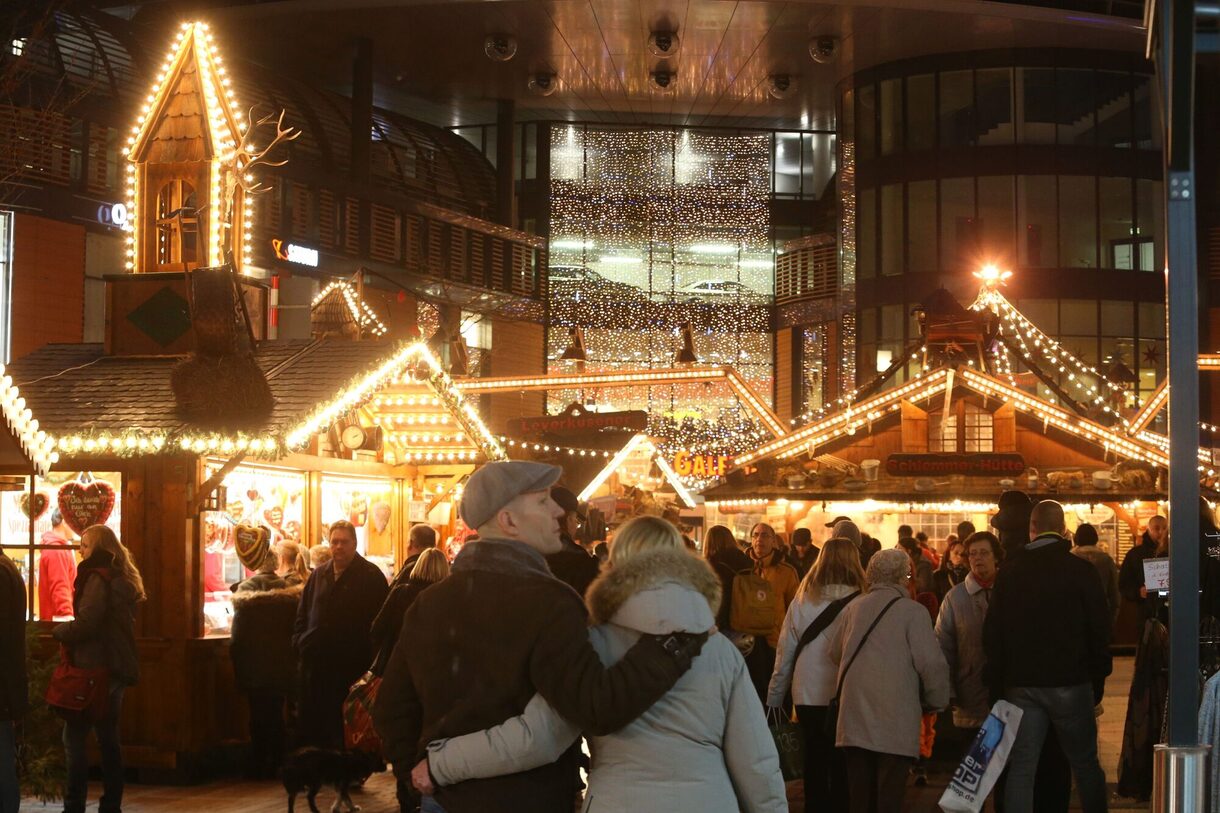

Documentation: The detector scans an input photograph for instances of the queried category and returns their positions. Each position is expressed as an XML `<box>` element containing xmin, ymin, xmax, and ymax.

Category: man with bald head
<box><xmin>983</xmin><ymin>500</ymin><xmax>1112</xmax><ymax>813</ymax></box>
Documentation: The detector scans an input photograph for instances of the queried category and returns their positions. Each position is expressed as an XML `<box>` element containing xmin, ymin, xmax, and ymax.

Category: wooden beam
<box><xmin>189</xmin><ymin>453</ymin><xmax>245</xmax><ymax>515</ymax></box>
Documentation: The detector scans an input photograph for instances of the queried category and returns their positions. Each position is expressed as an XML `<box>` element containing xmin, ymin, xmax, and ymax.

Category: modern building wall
<box><xmin>10</xmin><ymin>213</ymin><xmax>85</xmax><ymax>359</ymax></box>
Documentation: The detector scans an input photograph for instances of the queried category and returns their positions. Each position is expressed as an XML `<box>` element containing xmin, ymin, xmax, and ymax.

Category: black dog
<box><xmin>281</xmin><ymin>747</ymin><xmax>383</xmax><ymax>813</ymax></box>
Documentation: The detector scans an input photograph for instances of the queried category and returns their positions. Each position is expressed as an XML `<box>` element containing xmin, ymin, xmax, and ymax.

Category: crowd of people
<box><xmin>0</xmin><ymin>463</ymin><xmax>1194</xmax><ymax>813</ymax></box>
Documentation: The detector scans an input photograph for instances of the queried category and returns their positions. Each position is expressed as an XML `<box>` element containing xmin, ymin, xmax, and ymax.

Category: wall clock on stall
<box><xmin>341</xmin><ymin>424</ymin><xmax>368</xmax><ymax>451</ymax></box>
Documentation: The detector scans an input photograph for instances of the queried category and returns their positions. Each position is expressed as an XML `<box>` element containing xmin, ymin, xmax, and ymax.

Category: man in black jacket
<box><xmin>390</xmin><ymin>524</ymin><xmax>437</xmax><ymax>589</ymax></box>
<box><xmin>0</xmin><ymin>548</ymin><xmax>26</xmax><ymax>813</ymax></box>
<box><xmin>545</xmin><ymin>486</ymin><xmax>599</xmax><ymax>598</ymax></box>
<box><xmin>293</xmin><ymin>520</ymin><xmax>389</xmax><ymax>749</ymax></box>
<box><xmin>1118</xmin><ymin>515</ymin><xmax>1166</xmax><ymax>620</ymax></box>
<box><xmin>983</xmin><ymin>500</ymin><xmax>1112</xmax><ymax>813</ymax></box>
<box><xmin>374</xmin><ymin>461</ymin><xmax>706</xmax><ymax>813</ymax></box>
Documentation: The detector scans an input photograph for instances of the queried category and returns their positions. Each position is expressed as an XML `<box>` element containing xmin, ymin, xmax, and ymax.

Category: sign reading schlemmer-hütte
<box><xmin>507</xmin><ymin>403</ymin><xmax>649</xmax><ymax>437</ymax></box>
<box><xmin>885</xmin><ymin>453</ymin><xmax>1026</xmax><ymax>477</ymax></box>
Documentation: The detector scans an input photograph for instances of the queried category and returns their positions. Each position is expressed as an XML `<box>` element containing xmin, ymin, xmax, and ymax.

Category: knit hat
<box><xmin>234</xmin><ymin>525</ymin><xmax>272</xmax><ymax>571</ymax></box>
<box><xmin>991</xmin><ymin>490</ymin><xmax>1033</xmax><ymax>531</ymax></box>
<box><xmin>460</xmin><ymin>461</ymin><xmax>563</xmax><ymax>531</ymax></box>
<box><xmin>832</xmin><ymin>519</ymin><xmax>861</xmax><ymax>548</ymax></box>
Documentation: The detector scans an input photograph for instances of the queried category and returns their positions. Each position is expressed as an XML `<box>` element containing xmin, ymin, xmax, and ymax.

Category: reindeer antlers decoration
<box><xmin>219</xmin><ymin>106</ymin><xmax>300</xmax><ymax>267</ymax></box>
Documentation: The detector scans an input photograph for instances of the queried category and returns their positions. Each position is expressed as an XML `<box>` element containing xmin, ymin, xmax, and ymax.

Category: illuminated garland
<box><xmin>0</xmin><ymin>368</ymin><xmax>58</xmax><ymax>474</ymax></box>
<box><xmin>313</xmin><ymin>281</ymin><xmax>389</xmax><ymax>337</ymax></box>
<box><xmin>548</xmin><ymin>125</ymin><xmax>773</xmax><ymax>456</ymax></box>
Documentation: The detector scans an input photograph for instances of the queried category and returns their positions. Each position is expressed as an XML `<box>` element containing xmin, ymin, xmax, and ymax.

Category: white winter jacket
<box><xmin>426</xmin><ymin>547</ymin><xmax>787</xmax><ymax>813</ymax></box>
<box><xmin>767</xmin><ymin>583</ymin><xmax>860</xmax><ymax>708</ymax></box>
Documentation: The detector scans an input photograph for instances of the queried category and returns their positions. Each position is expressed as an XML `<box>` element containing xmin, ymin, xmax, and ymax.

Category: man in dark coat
<box><xmin>390</xmin><ymin>524</ymin><xmax>437</xmax><ymax>589</ymax></box>
<box><xmin>983</xmin><ymin>500</ymin><xmax>1112</xmax><ymax>813</ymax></box>
<box><xmin>789</xmin><ymin>527</ymin><xmax>817</xmax><ymax>578</ymax></box>
<box><xmin>1119</xmin><ymin>515</ymin><xmax>1167</xmax><ymax>620</ymax></box>
<box><xmin>374</xmin><ymin>461</ymin><xmax>707</xmax><ymax>813</ymax></box>
<box><xmin>0</xmin><ymin>547</ymin><xmax>26</xmax><ymax>813</ymax></box>
<box><xmin>544</xmin><ymin>486</ymin><xmax>599</xmax><ymax>598</ymax></box>
<box><xmin>293</xmin><ymin>520</ymin><xmax>389</xmax><ymax>749</ymax></box>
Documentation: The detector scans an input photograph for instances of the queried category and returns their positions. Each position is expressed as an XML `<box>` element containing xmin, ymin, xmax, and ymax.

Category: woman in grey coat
<box><xmin>935</xmin><ymin>531</ymin><xmax>1002</xmax><ymax>729</ymax></box>
<box><xmin>828</xmin><ymin>548</ymin><xmax>950</xmax><ymax>813</ymax></box>
<box><xmin>414</xmin><ymin>515</ymin><xmax>786</xmax><ymax>812</ymax></box>
<box><xmin>52</xmin><ymin>525</ymin><xmax>144</xmax><ymax>813</ymax></box>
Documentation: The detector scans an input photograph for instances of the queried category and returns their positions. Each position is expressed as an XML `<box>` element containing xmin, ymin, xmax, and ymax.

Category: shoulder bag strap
<box><xmin>831</xmin><ymin>595</ymin><xmax>902</xmax><ymax>701</ymax></box>
<box><xmin>793</xmin><ymin>590</ymin><xmax>861</xmax><ymax>662</ymax></box>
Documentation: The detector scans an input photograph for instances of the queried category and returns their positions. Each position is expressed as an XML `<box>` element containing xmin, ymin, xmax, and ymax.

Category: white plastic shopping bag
<box><xmin>938</xmin><ymin>699</ymin><xmax>1024</xmax><ymax>812</ymax></box>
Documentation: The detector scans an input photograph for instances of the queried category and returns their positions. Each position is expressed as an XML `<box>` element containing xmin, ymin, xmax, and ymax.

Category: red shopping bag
<box><xmin>45</xmin><ymin>646</ymin><xmax>110</xmax><ymax>722</ymax></box>
<box><xmin>343</xmin><ymin>671</ymin><xmax>383</xmax><ymax>755</ymax></box>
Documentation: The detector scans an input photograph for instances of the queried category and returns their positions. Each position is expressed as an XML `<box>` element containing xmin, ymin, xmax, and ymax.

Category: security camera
<box><xmin>648</xmin><ymin>31</ymin><xmax>680</xmax><ymax>58</ymax></box>
<box><xmin>651</xmin><ymin>69</ymin><xmax>676</xmax><ymax>91</ymax></box>
<box><xmin>768</xmin><ymin>74</ymin><xmax>794</xmax><ymax>100</ymax></box>
<box><xmin>484</xmin><ymin>34</ymin><xmax>518</xmax><ymax>62</ymax></box>
<box><xmin>809</xmin><ymin>36</ymin><xmax>839</xmax><ymax>65</ymax></box>
<box><xmin>527</xmin><ymin>73</ymin><xmax>558</xmax><ymax>96</ymax></box>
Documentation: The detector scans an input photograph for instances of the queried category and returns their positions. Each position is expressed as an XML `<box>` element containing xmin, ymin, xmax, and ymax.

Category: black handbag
<box><xmin>824</xmin><ymin>595</ymin><xmax>902</xmax><ymax>739</ymax></box>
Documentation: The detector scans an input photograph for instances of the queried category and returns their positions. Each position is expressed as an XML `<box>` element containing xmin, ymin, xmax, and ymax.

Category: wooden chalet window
<box><xmin>934</xmin><ymin>401</ymin><xmax>994</xmax><ymax>453</ymax></box>
<box><xmin>0</xmin><ymin>472</ymin><xmax>122</xmax><ymax>621</ymax></box>
<box><xmin>155</xmin><ymin>179</ymin><xmax>200</xmax><ymax>269</ymax></box>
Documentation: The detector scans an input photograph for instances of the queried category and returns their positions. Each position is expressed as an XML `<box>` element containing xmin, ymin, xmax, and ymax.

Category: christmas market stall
<box><xmin>0</xmin><ymin>21</ymin><xmax>505</xmax><ymax>776</ymax></box>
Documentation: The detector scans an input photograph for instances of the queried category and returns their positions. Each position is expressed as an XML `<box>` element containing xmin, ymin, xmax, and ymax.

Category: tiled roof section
<box><xmin>6</xmin><ymin>339</ymin><xmax>402</xmax><ymax>439</ymax></box>
<box><xmin>264</xmin><ymin>339</ymin><xmax>401</xmax><ymax>435</ymax></box>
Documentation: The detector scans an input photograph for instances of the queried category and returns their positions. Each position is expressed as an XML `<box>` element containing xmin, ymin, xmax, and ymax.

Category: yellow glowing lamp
<box><xmin>973</xmin><ymin>264</ymin><xmax>1013</xmax><ymax>289</ymax></box>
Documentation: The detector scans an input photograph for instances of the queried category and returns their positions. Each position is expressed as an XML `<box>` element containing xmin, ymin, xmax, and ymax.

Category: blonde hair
<box><xmin>277</xmin><ymin>541</ymin><xmax>309</xmax><ymax>582</ymax></box>
<box><xmin>82</xmin><ymin>524</ymin><xmax>146</xmax><ymax>602</ymax></box>
<box><xmin>409</xmin><ymin>548</ymin><xmax>450</xmax><ymax>583</ymax></box>
<box><xmin>309</xmin><ymin>545</ymin><xmax>333</xmax><ymax>569</ymax></box>
<box><xmin>798</xmin><ymin>537</ymin><xmax>866</xmax><ymax>603</ymax></box>
<box><xmin>609</xmin><ymin>515</ymin><xmax>685</xmax><ymax>568</ymax></box>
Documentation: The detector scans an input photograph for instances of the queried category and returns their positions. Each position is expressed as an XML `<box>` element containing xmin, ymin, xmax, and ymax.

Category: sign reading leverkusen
<box><xmin>507</xmin><ymin>409</ymin><xmax>649</xmax><ymax>437</ymax></box>
<box><xmin>885</xmin><ymin>453</ymin><xmax>1026</xmax><ymax>477</ymax></box>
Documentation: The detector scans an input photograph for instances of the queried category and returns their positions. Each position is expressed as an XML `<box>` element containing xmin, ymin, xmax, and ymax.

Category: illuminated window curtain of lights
<box><xmin>801</xmin><ymin>326</ymin><xmax>826</xmax><ymax>416</ymax></box>
<box><xmin>547</xmin><ymin>125</ymin><xmax>773</xmax><ymax>455</ymax></box>
<box><xmin>0</xmin><ymin>211</ymin><xmax>12</xmax><ymax>361</ymax></box>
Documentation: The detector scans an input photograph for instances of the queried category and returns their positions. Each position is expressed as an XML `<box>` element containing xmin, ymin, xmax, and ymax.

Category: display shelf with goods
<box><xmin>319</xmin><ymin>472</ymin><xmax>397</xmax><ymax>576</ymax></box>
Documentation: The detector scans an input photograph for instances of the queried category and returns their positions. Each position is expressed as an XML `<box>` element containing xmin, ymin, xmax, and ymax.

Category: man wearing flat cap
<box><xmin>374</xmin><ymin>461</ymin><xmax>708</xmax><ymax>813</ymax></box>
<box><xmin>545</xmin><ymin>486</ymin><xmax>599</xmax><ymax>598</ymax></box>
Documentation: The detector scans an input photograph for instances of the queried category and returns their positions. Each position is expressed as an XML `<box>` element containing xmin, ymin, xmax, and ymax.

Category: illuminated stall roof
<box><xmin>7</xmin><ymin>340</ymin><xmax>502</xmax><ymax>463</ymax></box>
<box><xmin>576</xmin><ymin>434</ymin><xmax>696</xmax><ymax>509</ymax></box>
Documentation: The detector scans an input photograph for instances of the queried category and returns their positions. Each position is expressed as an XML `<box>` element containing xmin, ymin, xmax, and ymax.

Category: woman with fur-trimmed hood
<box><xmin>418</xmin><ymin>515</ymin><xmax>786</xmax><ymax>812</ymax></box>
<box><xmin>229</xmin><ymin>536</ymin><xmax>303</xmax><ymax>779</ymax></box>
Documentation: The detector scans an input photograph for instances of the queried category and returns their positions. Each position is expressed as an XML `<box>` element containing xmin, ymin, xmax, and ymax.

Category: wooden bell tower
<box><xmin>125</xmin><ymin>22</ymin><xmax>247</xmax><ymax>275</ymax></box>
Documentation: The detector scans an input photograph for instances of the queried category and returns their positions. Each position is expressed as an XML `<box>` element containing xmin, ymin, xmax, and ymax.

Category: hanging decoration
<box><xmin>57</xmin><ymin>474</ymin><xmax>117</xmax><ymax>534</ymax></box>
<box><xmin>20</xmin><ymin>492</ymin><xmax>49</xmax><ymax>521</ymax></box>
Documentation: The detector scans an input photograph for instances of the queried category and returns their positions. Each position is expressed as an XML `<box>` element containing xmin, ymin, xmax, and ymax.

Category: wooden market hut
<box><xmin>4</xmin><ymin>322</ymin><xmax>502</xmax><ymax>776</ymax></box>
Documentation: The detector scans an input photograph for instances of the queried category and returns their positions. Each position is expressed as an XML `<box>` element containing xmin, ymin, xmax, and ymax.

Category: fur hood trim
<box><xmin>231</xmin><ymin>583</ymin><xmax>304</xmax><ymax>607</ymax></box>
<box><xmin>586</xmin><ymin>548</ymin><xmax>721</xmax><ymax>631</ymax></box>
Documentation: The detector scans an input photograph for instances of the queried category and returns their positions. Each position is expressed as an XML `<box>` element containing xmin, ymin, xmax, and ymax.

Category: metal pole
<box><xmin>1153</xmin><ymin>0</ymin><xmax>1207</xmax><ymax>806</ymax></box>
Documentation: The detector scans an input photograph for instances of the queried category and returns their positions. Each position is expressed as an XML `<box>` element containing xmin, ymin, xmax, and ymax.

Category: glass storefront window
<box><xmin>856</xmin><ymin>84</ymin><xmax>877</xmax><ymax>159</ymax></box>
<box><xmin>1017</xmin><ymin>175</ymin><xmax>1057</xmax><ymax>267</ymax></box>
<box><xmin>1138</xmin><ymin>302</ymin><xmax>1165</xmax><ymax>339</ymax></box>
<box><xmin>880</xmin><ymin>184</ymin><xmax>904</xmax><ymax>276</ymax></box>
<box><xmin>940</xmin><ymin>177</ymin><xmax>975</xmax><ymax>270</ymax></box>
<box><xmin>201</xmin><ymin>463</ymin><xmax>307</xmax><ymax>635</ymax></box>
<box><xmin>1018</xmin><ymin>68</ymin><xmax>1057</xmax><ymax>145</ymax></box>
<box><xmin>320</xmin><ymin>474</ymin><xmax>397</xmax><ymax>577</ymax></box>
<box><xmin>1132</xmin><ymin>76</ymin><xmax>1158</xmax><ymax>150</ymax></box>
<box><xmin>774</xmin><ymin>132</ymin><xmax>802</xmax><ymax>196</ymax></box>
<box><xmin>1135</xmin><ymin>179</ymin><xmax>1164</xmax><ymax>272</ymax></box>
<box><xmin>1060</xmin><ymin>300</ymin><xmax>1098</xmax><ymax>336</ymax></box>
<box><xmin>1017</xmin><ymin>299</ymin><xmax>1058</xmax><ymax>334</ymax></box>
<box><xmin>1059</xmin><ymin>176</ymin><xmax>1097</xmax><ymax>268</ymax></box>
<box><xmin>0</xmin><ymin>471</ymin><xmax>122</xmax><ymax>621</ymax></box>
<box><xmin>857</xmin><ymin>187</ymin><xmax>876</xmax><ymax>279</ymax></box>
<box><xmin>1056</xmin><ymin>69</ymin><xmax>1095</xmax><ymax>146</ymax></box>
<box><xmin>1101</xmin><ymin>300</ymin><xmax>1135</xmax><ymax>337</ymax></box>
<box><xmin>880</xmin><ymin>79</ymin><xmax>903</xmax><ymax>156</ymax></box>
<box><xmin>975</xmin><ymin>68</ymin><xmax>1014</xmax><ymax>146</ymax></box>
<box><xmin>1094</xmin><ymin>71</ymin><xmax>1133</xmax><ymax>149</ymax></box>
<box><xmin>1100</xmin><ymin>177</ymin><xmax>1135</xmax><ymax>269</ymax></box>
<box><xmin>907</xmin><ymin>75</ymin><xmax>936</xmax><ymax>151</ymax></box>
<box><xmin>908</xmin><ymin>180</ymin><xmax>937</xmax><ymax>273</ymax></box>
<box><xmin>939</xmin><ymin>70</ymin><xmax>974</xmax><ymax>148</ymax></box>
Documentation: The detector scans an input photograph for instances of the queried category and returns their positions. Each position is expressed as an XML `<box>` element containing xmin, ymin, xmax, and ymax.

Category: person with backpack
<box><xmin>767</xmin><ymin>537</ymin><xmax>865</xmax><ymax>813</ymax></box>
<box><xmin>51</xmin><ymin>525</ymin><xmax>145</xmax><ymax>813</ymax></box>
<box><xmin>742</xmin><ymin>523</ymin><xmax>800</xmax><ymax>701</ymax></box>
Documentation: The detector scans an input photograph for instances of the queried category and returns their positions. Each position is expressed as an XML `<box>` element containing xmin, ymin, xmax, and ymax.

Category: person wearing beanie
<box><xmin>374</xmin><ymin>461</ymin><xmax>710</xmax><ymax>813</ymax></box>
<box><xmin>790</xmin><ymin>527</ymin><xmax>818</xmax><ymax>578</ymax></box>
<box><xmin>991</xmin><ymin>490</ymin><xmax>1035</xmax><ymax>561</ymax></box>
<box><xmin>1072</xmin><ymin>524</ymin><xmax>1120</xmax><ymax>622</ymax></box>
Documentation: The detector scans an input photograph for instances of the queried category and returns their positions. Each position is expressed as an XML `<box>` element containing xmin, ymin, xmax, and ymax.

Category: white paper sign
<box><xmin>1143</xmin><ymin>557</ymin><xmax>1169</xmax><ymax>593</ymax></box>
